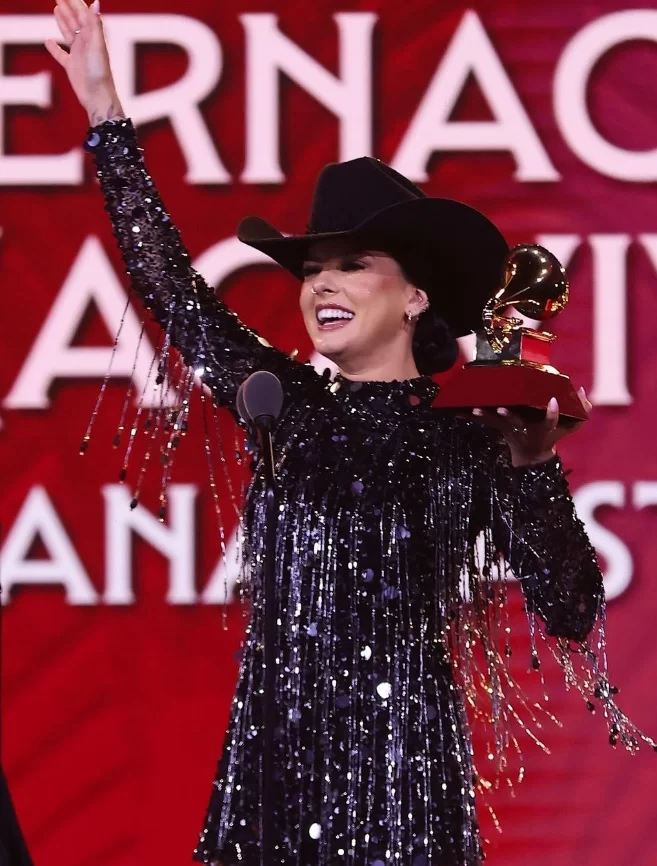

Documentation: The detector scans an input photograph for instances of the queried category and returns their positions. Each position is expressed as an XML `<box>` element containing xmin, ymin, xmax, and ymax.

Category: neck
<box><xmin>336</xmin><ymin>347</ymin><xmax>421</xmax><ymax>383</ymax></box>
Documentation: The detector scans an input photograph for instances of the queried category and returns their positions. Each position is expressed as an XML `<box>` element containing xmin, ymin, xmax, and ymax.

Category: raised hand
<box><xmin>471</xmin><ymin>386</ymin><xmax>593</xmax><ymax>467</ymax></box>
<box><xmin>44</xmin><ymin>0</ymin><xmax>124</xmax><ymax>125</ymax></box>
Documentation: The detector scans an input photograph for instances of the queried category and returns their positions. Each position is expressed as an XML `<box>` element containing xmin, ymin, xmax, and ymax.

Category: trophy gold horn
<box><xmin>482</xmin><ymin>244</ymin><xmax>569</xmax><ymax>354</ymax></box>
<box><xmin>433</xmin><ymin>244</ymin><xmax>586</xmax><ymax>427</ymax></box>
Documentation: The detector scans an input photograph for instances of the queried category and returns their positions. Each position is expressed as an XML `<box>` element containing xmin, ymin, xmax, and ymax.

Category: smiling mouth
<box><xmin>316</xmin><ymin>307</ymin><xmax>355</xmax><ymax>330</ymax></box>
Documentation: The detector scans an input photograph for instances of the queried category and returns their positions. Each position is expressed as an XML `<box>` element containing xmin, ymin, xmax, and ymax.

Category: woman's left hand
<box><xmin>471</xmin><ymin>386</ymin><xmax>593</xmax><ymax>468</ymax></box>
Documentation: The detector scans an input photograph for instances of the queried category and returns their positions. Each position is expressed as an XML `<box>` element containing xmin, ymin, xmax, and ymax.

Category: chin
<box><xmin>311</xmin><ymin>329</ymin><xmax>355</xmax><ymax>363</ymax></box>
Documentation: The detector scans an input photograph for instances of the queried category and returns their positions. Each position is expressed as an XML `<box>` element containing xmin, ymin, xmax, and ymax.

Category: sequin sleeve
<box><xmin>472</xmin><ymin>428</ymin><xmax>604</xmax><ymax>642</ymax></box>
<box><xmin>506</xmin><ymin>454</ymin><xmax>603</xmax><ymax>641</ymax></box>
<box><xmin>83</xmin><ymin>118</ymin><xmax>315</xmax><ymax>408</ymax></box>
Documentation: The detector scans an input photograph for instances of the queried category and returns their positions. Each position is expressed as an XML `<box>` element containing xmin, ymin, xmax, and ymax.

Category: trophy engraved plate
<box><xmin>433</xmin><ymin>244</ymin><xmax>587</xmax><ymax>426</ymax></box>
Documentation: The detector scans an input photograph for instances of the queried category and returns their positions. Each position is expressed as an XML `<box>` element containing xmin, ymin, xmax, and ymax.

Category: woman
<box><xmin>46</xmin><ymin>3</ymin><xmax>650</xmax><ymax>865</ymax></box>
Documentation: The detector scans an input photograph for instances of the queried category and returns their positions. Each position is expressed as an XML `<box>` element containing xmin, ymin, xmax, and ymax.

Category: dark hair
<box><xmin>394</xmin><ymin>253</ymin><xmax>460</xmax><ymax>374</ymax></box>
<box><xmin>412</xmin><ymin>306</ymin><xmax>459</xmax><ymax>374</ymax></box>
<box><xmin>340</xmin><ymin>235</ymin><xmax>461</xmax><ymax>374</ymax></box>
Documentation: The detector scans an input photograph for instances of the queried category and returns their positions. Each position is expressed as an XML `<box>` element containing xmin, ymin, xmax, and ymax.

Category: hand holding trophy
<box><xmin>434</xmin><ymin>244</ymin><xmax>589</xmax><ymax>429</ymax></box>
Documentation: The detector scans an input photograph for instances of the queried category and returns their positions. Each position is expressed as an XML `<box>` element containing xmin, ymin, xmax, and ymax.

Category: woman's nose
<box><xmin>311</xmin><ymin>277</ymin><xmax>337</xmax><ymax>295</ymax></box>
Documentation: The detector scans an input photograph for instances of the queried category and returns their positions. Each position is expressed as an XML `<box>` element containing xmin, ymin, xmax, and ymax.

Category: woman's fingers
<box><xmin>62</xmin><ymin>0</ymin><xmax>88</xmax><ymax>32</ymax></box>
<box><xmin>495</xmin><ymin>406</ymin><xmax>529</xmax><ymax>433</ymax></box>
<box><xmin>54</xmin><ymin>0</ymin><xmax>79</xmax><ymax>41</ymax></box>
<box><xmin>44</xmin><ymin>38</ymin><xmax>69</xmax><ymax>67</ymax></box>
<box><xmin>497</xmin><ymin>403</ymin><xmax>558</xmax><ymax>436</ymax></box>
<box><xmin>545</xmin><ymin>397</ymin><xmax>559</xmax><ymax>431</ymax></box>
<box><xmin>53</xmin><ymin>6</ymin><xmax>76</xmax><ymax>43</ymax></box>
<box><xmin>471</xmin><ymin>400</ymin><xmax>576</xmax><ymax>438</ymax></box>
<box><xmin>471</xmin><ymin>408</ymin><xmax>509</xmax><ymax>433</ymax></box>
<box><xmin>87</xmin><ymin>3</ymin><xmax>106</xmax><ymax>48</ymax></box>
<box><xmin>577</xmin><ymin>385</ymin><xmax>593</xmax><ymax>416</ymax></box>
<box><xmin>472</xmin><ymin>406</ymin><xmax>545</xmax><ymax>442</ymax></box>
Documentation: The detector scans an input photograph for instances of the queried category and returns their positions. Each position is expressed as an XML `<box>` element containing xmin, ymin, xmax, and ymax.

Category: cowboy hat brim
<box><xmin>237</xmin><ymin>197</ymin><xmax>508</xmax><ymax>337</ymax></box>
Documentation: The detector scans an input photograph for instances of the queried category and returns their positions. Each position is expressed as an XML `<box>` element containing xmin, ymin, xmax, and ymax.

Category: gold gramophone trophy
<box><xmin>433</xmin><ymin>244</ymin><xmax>587</xmax><ymax>426</ymax></box>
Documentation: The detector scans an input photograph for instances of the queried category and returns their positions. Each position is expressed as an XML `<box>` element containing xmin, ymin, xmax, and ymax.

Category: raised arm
<box><xmin>84</xmin><ymin>117</ymin><xmax>315</xmax><ymax>406</ymax></box>
<box><xmin>45</xmin><ymin>0</ymin><xmax>314</xmax><ymax>407</ymax></box>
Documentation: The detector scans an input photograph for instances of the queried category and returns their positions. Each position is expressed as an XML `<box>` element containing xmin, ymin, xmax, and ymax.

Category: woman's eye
<box><xmin>302</xmin><ymin>265</ymin><xmax>320</xmax><ymax>279</ymax></box>
<box><xmin>341</xmin><ymin>260</ymin><xmax>365</xmax><ymax>272</ymax></box>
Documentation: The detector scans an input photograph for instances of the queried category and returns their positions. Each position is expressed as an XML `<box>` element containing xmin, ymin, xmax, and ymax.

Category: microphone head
<box><xmin>240</xmin><ymin>370</ymin><xmax>284</xmax><ymax>423</ymax></box>
<box><xmin>236</xmin><ymin>380</ymin><xmax>250</xmax><ymax>425</ymax></box>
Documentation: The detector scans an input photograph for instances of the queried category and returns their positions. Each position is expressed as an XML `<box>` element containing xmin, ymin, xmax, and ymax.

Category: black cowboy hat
<box><xmin>237</xmin><ymin>157</ymin><xmax>509</xmax><ymax>337</ymax></box>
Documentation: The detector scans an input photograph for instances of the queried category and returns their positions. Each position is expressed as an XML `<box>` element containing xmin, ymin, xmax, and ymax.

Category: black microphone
<box><xmin>237</xmin><ymin>371</ymin><xmax>284</xmax><ymax>489</ymax></box>
<box><xmin>237</xmin><ymin>370</ymin><xmax>284</xmax><ymax>428</ymax></box>
<box><xmin>236</xmin><ymin>379</ymin><xmax>250</xmax><ymax>430</ymax></box>
<box><xmin>236</xmin><ymin>371</ymin><xmax>284</xmax><ymax>866</ymax></box>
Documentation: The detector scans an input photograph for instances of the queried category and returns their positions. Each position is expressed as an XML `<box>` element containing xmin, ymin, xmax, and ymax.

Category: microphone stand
<box><xmin>254</xmin><ymin>413</ymin><xmax>278</xmax><ymax>866</ymax></box>
<box><xmin>238</xmin><ymin>370</ymin><xmax>284</xmax><ymax>866</ymax></box>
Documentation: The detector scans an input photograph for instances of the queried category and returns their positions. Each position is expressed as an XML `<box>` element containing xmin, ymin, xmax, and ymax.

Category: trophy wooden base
<box><xmin>432</xmin><ymin>362</ymin><xmax>587</xmax><ymax>426</ymax></box>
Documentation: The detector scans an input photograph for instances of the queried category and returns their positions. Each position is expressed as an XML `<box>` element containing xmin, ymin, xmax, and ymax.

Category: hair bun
<box><xmin>412</xmin><ymin>308</ymin><xmax>459</xmax><ymax>375</ymax></box>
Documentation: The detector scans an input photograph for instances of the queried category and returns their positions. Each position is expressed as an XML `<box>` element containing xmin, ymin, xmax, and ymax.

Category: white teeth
<box><xmin>317</xmin><ymin>308</ymin><xmax>355</xmax><ymax>323</ymax></box>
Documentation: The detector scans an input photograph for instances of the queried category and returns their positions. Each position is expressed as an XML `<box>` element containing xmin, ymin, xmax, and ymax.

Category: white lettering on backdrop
<box><xmin>0</xmin><ymin>481</ymin><xmax>649</xmax><ymax>605</ymax></box>
<box><xmin>0</xmin><ymin>486</ymin><xmax>98</xmax><ymax>604</ymax></box>
<box><xmin>107</xmin><ymin>15</ymin><xmax>229</xmax><ymax>183</ymax></box>
<box><xmin>0</xmin><ymin>231</ymin><xmax>654</xmax><ymax>605</ymax></box>
<box><xmin>103</xmin><ymin>484</ymin><xmax>198</xmax><ymax>604</ymax></box>
<box><xmin>0</xmin><ymin>16</ymin><xmax>82</xmax><ymax>183</ymax></box>
<box><xmin>1</xmin><ymin>11</ymin><xmax>655</xmax><ymax>605</ymax></box>
<box><xmin>392</xmin><ymin>10</ymin><xmax>559</xmax><ymax>182</ymax></box>
<box><xmin>240</xmin><ymin>13</ymin><xmax>376</xmax><ymax>183</ymax></box>
<box><xmin>4</xmin><ymin>232</ymin><xmax>645</xmax><ymax>410</ymax></box>
<box><xmin>573</xmin><ymin>483</ymin><xmax>633</xmax><ymax>602</ymax></box>
<box><xmin>537</xmin><ymin>234</ymin><xmax>632</xmax><ymax>407</ymax></box>
<box><xmin>554</xmin><ymin>10</ymin><xmax>657</xmax><ymax>182</ymax></box>
<box><xmin>1</xmin><ymin>10</ymin><xmax>656</xmax><ymax>184</ymax></box>
<box><xmin>4</xmin><ymin>236</ymin><xmax>172</xmax><ymax>410</ymax></box>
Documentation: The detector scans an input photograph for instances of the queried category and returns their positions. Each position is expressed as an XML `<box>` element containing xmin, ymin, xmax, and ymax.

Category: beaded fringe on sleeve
<box><xmin>450</xmin><ymin>422</ymin><xmax>656</xmax><ymax>809</ymax></box>
<box><xmin>80</xmin><ymin>117</ymin><xmax>313</xmax><ymax>596</ymax></box>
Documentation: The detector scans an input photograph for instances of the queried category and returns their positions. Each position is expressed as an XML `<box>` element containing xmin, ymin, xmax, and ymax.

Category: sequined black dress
<box><xmin>86</xmin><ymin>120</ymin><xmax>613</xmax><ymax>866</ymax></box>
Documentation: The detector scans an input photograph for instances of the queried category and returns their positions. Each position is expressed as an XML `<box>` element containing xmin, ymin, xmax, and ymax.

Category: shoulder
<box><xmin>276</xmin><ymin>359</ymin><xmax>324</xmax><ymax>404</ymax></box>
<box><xmin>286</xmin><ymin>359</ymin><xmax>323</xmax><ymax>389</ymax></box>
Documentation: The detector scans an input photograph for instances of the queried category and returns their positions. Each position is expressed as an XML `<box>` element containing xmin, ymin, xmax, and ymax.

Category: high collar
<box><xmin>326</xmin><ymin>371</ymin><xmax>439</xmax><ymax>414</ymax></box>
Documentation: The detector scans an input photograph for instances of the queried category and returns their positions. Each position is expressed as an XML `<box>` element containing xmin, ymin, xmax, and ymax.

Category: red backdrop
<box><xmin>2</xmin><ymin>2</ymin><xmax>657</xmax><ymax>864</ymax></box>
